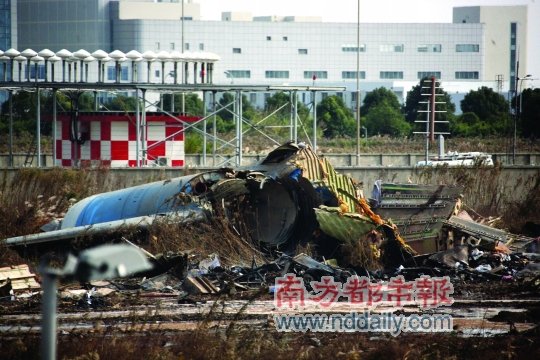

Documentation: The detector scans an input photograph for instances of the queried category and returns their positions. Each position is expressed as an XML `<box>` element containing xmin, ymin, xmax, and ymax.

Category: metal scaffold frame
<box><xmin>0</xmin><ymin>82</ymin><xmax>345</xmax><ymax>167</ymax></box>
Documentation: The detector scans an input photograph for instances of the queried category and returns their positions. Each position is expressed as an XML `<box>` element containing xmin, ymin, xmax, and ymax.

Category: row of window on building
<box><xmin>232</xmin><ymin>44</ymin><xmax>479</xmax><ymax>54</ymax></box>
<box><xmin>155</xmin><ymin>42</ymin><xmax>204</xmax><ymax>51</ymax></box>
<box><xmin>227</xmin><ymin>70</ymin><xmax>480</xmax><ymax>80</ymax></box>
<box><xmin>20</xmin><ymin>65</ymin><xmax>479</xmax><ymax>82</ymax></box>
<box><xmin>154</xmin><ymin>41</ymin><xmax>479</xmax><ymax>54</ymax></box>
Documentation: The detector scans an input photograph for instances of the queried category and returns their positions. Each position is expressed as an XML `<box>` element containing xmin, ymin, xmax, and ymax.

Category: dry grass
<box><xmin>1</xmin><ymin>326</ymin><xmax>540</xmax><ymax>360</ymax></box>
<box><xmin>141</xmin><ymin>211</ymin><xmax>268</xmax><ymax>267</ymax></box>
<box><xmin>2</xmin><ymin>134</ymin><xmax>540</xmax><ymax>155</ymax></box>
<box><xmin>413</xmin><ymin>163</ymin><xmax>540</xmax><ymax>233</ymax></box>
<box><xmin>2</xmin><ymin>162</ymin><xmax>540</xmax><ymax>269</ymax></box>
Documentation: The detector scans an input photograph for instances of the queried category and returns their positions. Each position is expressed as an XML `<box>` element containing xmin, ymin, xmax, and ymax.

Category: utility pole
<box><xmin>355</xmin><ymin>0</ymin><xmax>360</xmax><ymax>166</ymax></box>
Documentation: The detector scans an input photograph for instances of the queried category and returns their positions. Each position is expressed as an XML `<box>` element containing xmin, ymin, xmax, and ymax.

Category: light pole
<box><xmin>355</xmin><ymin>0</ymin><xmax>361</xmax><ymax>166</ymax></box>
<box><xmin>40</xmin><ymin>244</ymin><xmax>153</xmax><ymax>360</ymax></box>
<box><xmin>514</xmin><ymin>74</ymin><xmax>532</xmax><ymax>164</ymax></box>
<box><xmin>224</xmin><ymin>70</ymin><xmax>234</xmax><ymax>84</ymax></box>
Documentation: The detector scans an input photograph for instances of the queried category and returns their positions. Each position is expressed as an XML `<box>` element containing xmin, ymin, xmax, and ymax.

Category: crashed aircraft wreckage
<box><xmin>4</xmin><ymin>141</ymin><xmax>525</xmax><ymax>259</ymax></box>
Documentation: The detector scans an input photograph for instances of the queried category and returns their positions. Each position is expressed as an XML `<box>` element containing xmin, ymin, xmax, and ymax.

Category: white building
<box><xmin>16</xmin><ymin>0</ymin><xmax>528</xmax><ymax>111</ymax></box>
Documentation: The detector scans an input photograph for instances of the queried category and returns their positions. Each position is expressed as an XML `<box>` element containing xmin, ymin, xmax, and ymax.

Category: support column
<box><xmin>238</xmin><ymin>90</ymin><xmax>243</xmax><ymax>166</ymax></box>
<box><xmin>80</xmin><ymin>60</ymin><xmax>84</xmax><ymax>83</ymax></box>
<box><xmin>289</xmin><ymin>92</ymin><xmax>293</xmax><ymax>141</ymax></box>
<box><xmin>142</xmin><ymin>89</ymin><xmax>147</xmax><ymax>164</ymax></box>
<box><xmin>202</xmin><ymin>91</ymin><xmax>207</xmax><ymax>166</ymax></box>
<box><xmin>312</xmin><ymin>91</ymin><xmax>317</xmax><ymax>153</ymax></box>
<box><xmin>201</xmin><ymin>63</ymin><xmax>205</xmax><ymax>83</ymax></box>
<box><xmin>41</xmin><ymin>272</ymin><xmax>58</xmax><ymax>360</ymax></box>
<box><xmin>193</xmin><ymin>62</ymin><xmax>197</xmax><ymax>84</ymax></box>
<box><xmin>293</xmin><ymin>90</ymin><xmax>298</xmax><ymax>143</ymax></box>
<box><xmin>135</xmin><ymin>88</ymin><xmax>140</xmax><ymax>167</ymax></box>
<box><xmin>212</xmin><ymin>91</ymin><xmax>217</xmax><ymax>166</ymax></box>
<box><xmin>52</xmin><ymin>89</ymin><xmax>57</xmax><ymax>166</ymax></box>
<box><xmin>161</xmin><ymin>62</ymin><xmax>165</xmax><ymax>84</ymax></box>
<box><xmin>36</xmin><ymin>88</ymin><xmax>41</xmax><ymax>167</ymax></box>
<box><xmin>9</xmin><ymin>59</ymin><xmax>14</xmax><ymax>82</ymax></box>
<box><xmin>8</xmin><ymin>90</ymin><xmax>13</xmax><ymax>166</ymax></box>
<box><xmin>93</xmin><ymin>91</ymin><xmax>98</xmax><ymax>111</ymax></box>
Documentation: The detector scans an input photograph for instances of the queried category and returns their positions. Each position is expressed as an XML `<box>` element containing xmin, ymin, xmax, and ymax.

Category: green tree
<box><xmin>316</xmin><ymin>95</ymin><xmax>356</xmax><ymax>138</ymax></box>
<box><xmin>460</xmin><ymin>86</ymin><xmax>509</xmax><ymax>122</ymax></box>
<box><xmin>102</xmin><ymin>94</ymin><xmax>139</xmax><ymax>111</ymax></box>
<box><xmin>0</xmin><ymin>91</ymin><xmax>52</xmax><ymax>135</ymax></box>
<box><xmin>363</xmin><ymin>100</ymin><xmax>411</xmax><ymax>136</ymax></box>
<box><xmin>452</xmin><ymin>112</ymin><xmax>481</xmax><ymax>137</ymax></box>
<box><xmin>403</xmin><ymin>77</ymin><xmax>456</xmax><ymax>133</ymax></box>
<box><xmin>517</xmin><ymin>88</ymin><xmax>540</xmax><ymax>138</ymax></box>
<box><xmin>218</xmin><ymin>92</ymin><xmax>256</xmax><ymax>121</ymax></box>
<box><xmin>161</xmin><ymin>93</ymin><xmax>204</xmax><ymax>116</ymax></box>
<box><xmin>361</xmin><ymin>87</ymin><xmax>401</xmax><ymax>116</ymax></box>
<box><xmin>264</xmin><ymin>91</ymin><xmax>311</xmax><ymax>122</ymax></box>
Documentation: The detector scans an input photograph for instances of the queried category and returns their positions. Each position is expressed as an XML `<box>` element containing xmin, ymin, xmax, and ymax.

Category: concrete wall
<box><xmin>2</xmin><ymin>152</ymin><xmax>539</xmax><ymax>168</ymax></box>
<box><xmin>2</xmin><ymin>166</ymin><xmax>539</xmax><ymax>206</ymax></box>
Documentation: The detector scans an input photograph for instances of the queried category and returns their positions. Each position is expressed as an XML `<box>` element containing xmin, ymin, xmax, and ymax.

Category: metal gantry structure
<box><xmin>0</xmin><ymin>49</ymin><xmax>345</xmax><ymax>167</ymax></box>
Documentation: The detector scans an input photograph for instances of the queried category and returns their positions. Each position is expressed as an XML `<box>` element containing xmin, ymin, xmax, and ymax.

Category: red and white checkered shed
<box><xmin>52</xmin><ymin>114</ymin><xmax>194</xmax><ymax>167</ymax></box>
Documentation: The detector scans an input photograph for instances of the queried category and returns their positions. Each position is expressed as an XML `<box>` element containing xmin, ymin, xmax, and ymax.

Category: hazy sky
<box><xmin>197</xmin><ymin>0</ymin><xmax>539</xmax><ymax>88</ymax></box>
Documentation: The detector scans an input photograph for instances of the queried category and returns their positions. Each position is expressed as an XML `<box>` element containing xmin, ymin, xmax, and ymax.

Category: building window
<box><xmin>199</xmin><ymin>43</ymin><xmax>204</xmax><ymax>50</ymax></box>
<box><xmin>250</xmin><ymin>93</ymin><xmax>257</xmax><ymax>103</ymax></box>
<box><xmin>342</xmin><ymin>44</ymin><xmax>366</xmax><ymax>52</ymax></box>
<box><xmin>156</xmin><ymin>42</ymin><xmax>160</xmax><ymax>50</ymax></box>
<box><xmin>298</xmin><ymin>49</ymin><xmax>308</xmax><ymax>55</ymax></box>
<box><xmin>185</xmin><ymin>43</ymin><xmax>189</xmax><ymax>50</ymax></box>
<box><xmin>107</xmin><ymin>66</ymin><xmax>116</xmax><ymax>81</ymax></box>
<box><xmin>170</xmin><ymin>43</ymin><xmax>175</xmax><ymax>50</ymax></box>
<box><xmin>267</xmin><ymin>36</ymin><xmax>272</xmax><ymax>41</ymax></box>
<box><xmin>417</xmin><ymin>44</ymin><xmax>441</xmax><ymax>53</ymax></box>
<box><xmin>180</xmin><ymin>16</ymin><xmax>193</xmax><ymax>20</ymax></box>
<box><xmin>106</xmin><ymin>66</ymin><xmax>128</xmax><ymax>81</ymax></box>
<box><xmin>265</xmin><ymin>71</ymin><xmax>289</xmax><ymax>79</ymax></box>
<box><xmin>380</xmin><ymin>44</ymin><xmax>404</xmax><ymax>52</ymax></box>
<box><xmin>321</xmin><ymin>92</ymin><xmax>328</xmax><ymax>99</ymax></box>
<box><xmin>455</xmin><ymin>71</ymin><xmax>479</xmax><ymax>79</ymax></box>
<box><xmin>304</xmin><ymin>71</ymin><xmax>327</xmax><ymax>79</ymax></box>
<box><xmin>380</xmin><ymin>71</ymin><xmax>404</xmax><ymax>79</ymax></box>
<box><xmin>455</xmin><ymin>44</ymin><xmax>479</xmax><ymax>52</ymax></box>
<box><xmin>155</xmin><ymin>70</ymin><xmax>160</xmax><ymax>78</ymax></box>
<box><xmin>510</xmin><ymin>22</ymin><xmax>517</xmax><ymax>91</ymax></box>
<box><xmin>342</xmin><ymin>71</ymin><xmax>365</xmax><ymax>79</ymax></box>
<box><xmin>225</xmin><ymin>70</ymin><xmax>251</xmax><ymax>78</ymax></box>
<box><xmin>283</xmin><ymin>36</ymin><xmax>288</xmax><ymax>41</ymax></box>
<box><xmin>233</xmin><ymin>48</ymin><xmax>241</xmax><ymax>54</ymax></box>
<box><xmin>121</xmin><ymin>66</ymin><xmax>128</xmax><ymax>81</ymax></box>
<box><xmin>26</xmin><ymin>65</ymin><xmax>45</xmax><ymax>80</ymax></box>
<box><xmin>418</xmin><ymin>71</ymin><xmax>441</xmax><ymax>79</ymax></box>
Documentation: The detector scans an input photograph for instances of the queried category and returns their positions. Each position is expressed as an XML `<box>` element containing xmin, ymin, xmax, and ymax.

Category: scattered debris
<box><xmin>2</xmin><ymin>141</ymin><xmax>540</xmax><ymax>308</ymax></box>
<box><xmin>0</xmin><ymin>264</ymin><xmax>41</xmax><ymax>298</ymax></box>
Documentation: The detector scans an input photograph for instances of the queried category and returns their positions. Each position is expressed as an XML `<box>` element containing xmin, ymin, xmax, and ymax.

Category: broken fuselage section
<box><xmin>4</xmin><ymin>142</ymin><xmax>452</xmax><ymax>259</ymax></box>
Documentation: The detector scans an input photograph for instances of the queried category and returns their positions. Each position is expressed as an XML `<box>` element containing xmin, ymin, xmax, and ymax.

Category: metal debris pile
<box><xmin>2</xmin><ymin>141</ymin><xmax>540</xmax><ymax>303</ymax></box>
